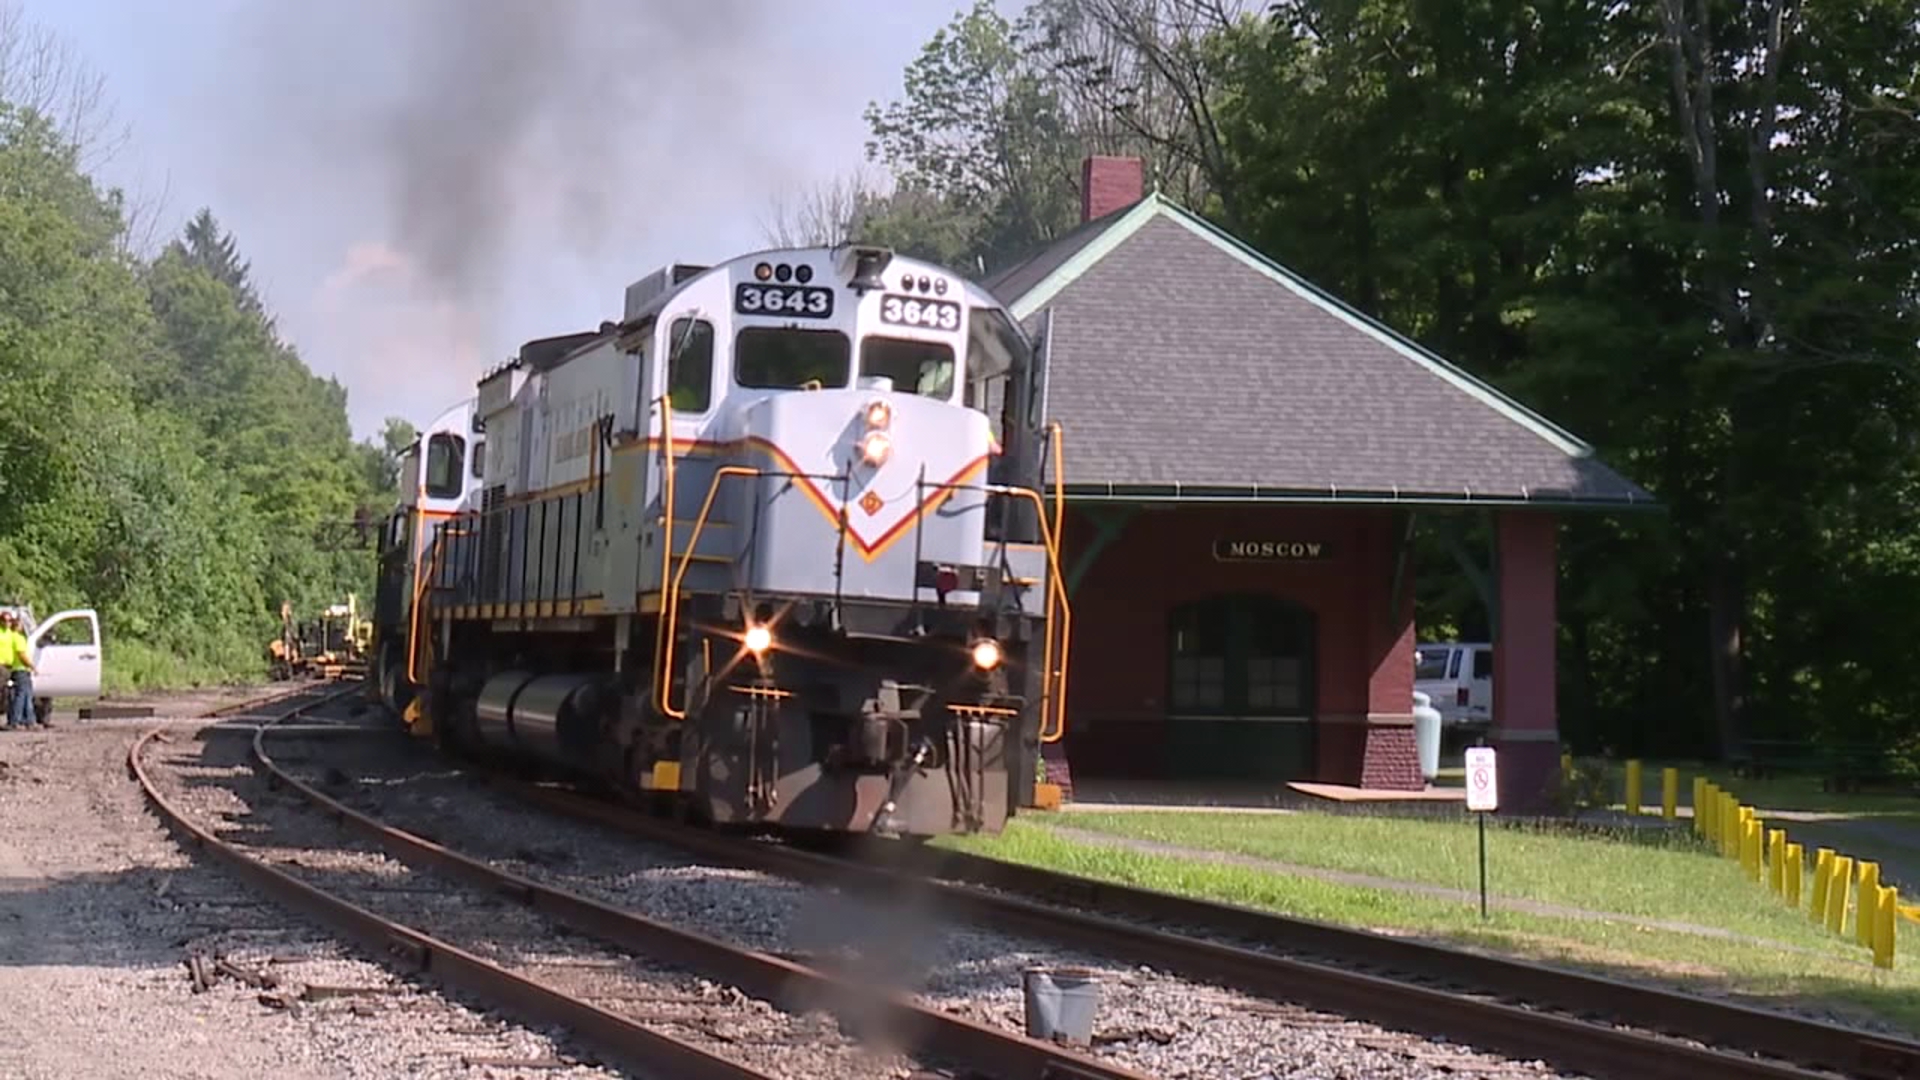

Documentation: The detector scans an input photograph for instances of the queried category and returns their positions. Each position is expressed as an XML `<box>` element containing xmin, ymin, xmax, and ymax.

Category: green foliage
<box><xmin>866</xmin><ymin>0</ymin><xmax>1920</xmax><ymax>770</ymax></box>
<box><xmin>0</xmin><ymin>89</ymin><xmax>393</xmax><ymax>689</ymax></box>
<box><xmin>1214</xmin><ymin>0</ymin><xmax>1920</xmax><ymax>763</ymax></box>
<box><xmin>858</xmin><ymin>0</ymin><xmax>1216</xmax><ymax>273</ymax></box>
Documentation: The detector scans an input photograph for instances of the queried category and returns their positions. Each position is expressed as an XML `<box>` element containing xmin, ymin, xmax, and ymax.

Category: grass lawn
<box><xmin>1572</xmin><ymin>756</ymin><xmax>1920</xmax><ymax>898</ymax></box>
<box><xmin>936</xmin><ymin>812</ymin><xmax>1920</xmax><ymax>1035</ymax></box>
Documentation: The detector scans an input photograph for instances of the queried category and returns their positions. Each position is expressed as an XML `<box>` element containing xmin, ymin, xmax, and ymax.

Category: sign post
<box><xmin>1464</xmin><ymin>745</ymin><xmax>1499</xmax><ymax>919</ymax></box>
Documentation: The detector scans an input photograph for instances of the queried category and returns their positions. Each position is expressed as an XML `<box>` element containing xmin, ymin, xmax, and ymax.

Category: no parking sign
<box><xmin>1464</xmin><ymin>745</ymin><xmax>1497</xmax><ymax>919</ymax></box>
<box><xmin>1465</xmin><ymin>746</ymin><xmax>1499</xmax><ymax>812</ymax></box>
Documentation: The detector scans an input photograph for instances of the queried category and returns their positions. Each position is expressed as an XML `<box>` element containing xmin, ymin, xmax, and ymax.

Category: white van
<box><xmin>1413</xmin><ymin>641</ymin><xmax>1491</xmax><ymax>729</ymax></box>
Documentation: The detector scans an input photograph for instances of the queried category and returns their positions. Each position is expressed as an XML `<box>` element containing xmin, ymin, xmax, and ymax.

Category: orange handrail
<box><xmin>406</xmin><ymin>526</ymin><xmax>451</xmax><ymax>691</ymax></box>
<box><xmin>649</xmin><ymin>394</ymin><xmax>676</xmax><ymax>705</ymax></box>
<box><xmin>405</xmin><ymin>504</ymin><xmax>428</xmax><ymax>685</ymax></box>
<box><xmin>1045</xmin><ymin>422</ymin><xmax>1067</xmax><ymax>744</ymax></box>
<box><xmin>655</xmin><ymin>465</ymin><xmax>762</xmax><ymax>719</ymax></box>
<box><xmin>984</xmin><ymin>482</ymin><xmax>1071</xmax><ymax>744</ymax></box>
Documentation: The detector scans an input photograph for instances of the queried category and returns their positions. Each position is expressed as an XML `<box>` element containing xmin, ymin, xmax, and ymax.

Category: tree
<box><xmin>0</xmin><ymin>0</ymin><xmax>127</xmax><ymax>169</ymax></box>
<box><xmin>0</xmin><ymin>2</ymin><xmax>389</xmax><ymax>688</ymax></box>
<box><xmin>1023</xmin><ymin>0</ymin><xmax>1255</xmax><ymax>223</ymax></box>
<box><xmin>1214</xmin><ymin>0</ymin><xmax>1920</xmax><ymax>762</ymax></box>
<box><xmin>759</xmin><ymin>170</ymin><xmax>881</xmax><ymax>248</ymax></box>
<box><xmin>176</xmin><ymin>207</ymin><xmax>266</xmax><ymax>319</ymax></box>
<box><xmin>858</xmin><ymin>0</ymin><xmax>1254</xmax><ymax>273</ymax></box>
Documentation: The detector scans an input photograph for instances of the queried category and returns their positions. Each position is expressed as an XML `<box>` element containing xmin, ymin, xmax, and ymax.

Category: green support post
<box><xmin>1063</xmin><ymin>504</ymin><xmax>1140</xmax><ymax>596</ymax></box>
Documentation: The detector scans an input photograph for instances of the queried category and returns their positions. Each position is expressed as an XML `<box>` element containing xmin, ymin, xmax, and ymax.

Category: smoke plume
<box><xmin>210</xmin><ymin>0</ymin><xmax>790</xmax><ymax>429</ymax></box>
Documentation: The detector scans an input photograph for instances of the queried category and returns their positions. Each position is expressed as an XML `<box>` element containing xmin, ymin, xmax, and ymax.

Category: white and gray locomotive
<box><xmin>371</xmin><ymin>244</ymin><xmax>1069</xmax><ymax>839</ymax></box>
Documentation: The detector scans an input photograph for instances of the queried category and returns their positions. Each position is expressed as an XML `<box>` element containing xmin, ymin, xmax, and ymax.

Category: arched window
<box><xmin>1167</xmin><ymin>594</ymin><xmax>1315</xmax><ymax>716</ymax></box>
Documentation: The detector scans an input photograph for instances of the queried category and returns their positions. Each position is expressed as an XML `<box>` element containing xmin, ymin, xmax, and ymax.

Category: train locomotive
<box><xmin>371</xmin><ymin>244</ymin><xmax>1069</xmax><ymax>839</ymax></box>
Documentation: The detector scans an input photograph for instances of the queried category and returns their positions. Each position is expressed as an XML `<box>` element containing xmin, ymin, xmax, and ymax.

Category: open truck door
<box><xmin>31</xmin><ymin>608</ymin><xmax>103</xmax><ymax>702</ymax></box>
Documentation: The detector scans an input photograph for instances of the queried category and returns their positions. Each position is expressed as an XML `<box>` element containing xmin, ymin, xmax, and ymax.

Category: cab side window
<box><xmin>425</xmin><ymin>433</ymin><xmax>465</xmax><ymax>498</ymax></box>
<box><xmin>667</xmin><ymin>318</ymin><xmax>715</xmax><ymax>413</ymax></box>
<box><xmin>965</xmin><ymin>308</ymin><xmax>1019</xmax><ymax>450</ymax></box>
<box><xmin>470</xmin><ymin>439</ymin><xmax>486</xmax><ymax>480</ymax></box>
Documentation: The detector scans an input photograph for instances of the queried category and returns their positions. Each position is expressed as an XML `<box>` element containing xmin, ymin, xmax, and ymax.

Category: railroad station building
<box><xmin>987</xmin><ymin>157</ymin><xmax>1652</xmax><ymax>813</ymax></box>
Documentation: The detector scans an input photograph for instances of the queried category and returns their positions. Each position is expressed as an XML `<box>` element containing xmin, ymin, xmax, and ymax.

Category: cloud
<box><xmin>317</xmin><ymin>241</ymin><xmax>411</xmax><ymax>302</ymax></box>
<box><xmin>309</xmin><ymin>239</ymin><xmax>486</xmax><ymax>437</ymax></box>
<box><xmin>206</xmin><ymin>0</ymin><xmax>809</xmax><ymax>437</ymax></box>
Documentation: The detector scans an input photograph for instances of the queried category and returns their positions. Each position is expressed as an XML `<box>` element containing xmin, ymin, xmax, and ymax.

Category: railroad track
<box><xmin>504</xmin><ymin>782</ymin><xmax>1912</xmax><ymax>1080</ymax></box>
<box><xmin>132</xmin><ymin>682</ymin><xmax>1154</xmax><ymax>1080</ymax></box>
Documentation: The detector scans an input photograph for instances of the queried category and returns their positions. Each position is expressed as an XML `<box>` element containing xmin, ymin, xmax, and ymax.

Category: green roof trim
<box><xmin>1059</xmin><ymin>480</ymin><xmax>1662</xmax><ymax>511</ymax></box>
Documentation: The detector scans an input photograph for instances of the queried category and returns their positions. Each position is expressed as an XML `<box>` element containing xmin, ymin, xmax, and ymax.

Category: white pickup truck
<box><xmin>0</xmin><ymin>605</ymin><xmax>104</xmax><ymax>724</ymax></box>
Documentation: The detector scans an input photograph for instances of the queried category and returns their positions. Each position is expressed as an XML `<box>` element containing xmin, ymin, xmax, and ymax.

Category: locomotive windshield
<box><xmin>735</xmin><ymin>327</ymin><xmax>850</xmax><ymax>389</ymax></box>
<box><xmin>859</xmin><ymin>337</ymin><xmax>955</xmax><ymax>399</ymax></box>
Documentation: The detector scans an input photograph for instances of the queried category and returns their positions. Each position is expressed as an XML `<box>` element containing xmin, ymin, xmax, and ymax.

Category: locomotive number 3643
<box><xmin>735</xmin><ymin>283</ymin><xmax>834</xmax><ymax>318</ymax></box>
<box><xmin>880</xmin><ymin>294</ymin><xmax>961</xmax><ymax>331</ymax></box>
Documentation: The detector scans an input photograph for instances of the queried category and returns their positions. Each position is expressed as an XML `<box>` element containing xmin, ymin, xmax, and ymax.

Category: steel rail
<box><xmin>907</xmin><ymin>850</ymin><xmax>1920</xmax><ymax>1080</ymax></box>
<box><xmin>249</xmin><ymin>718</ymin><xmax>1152</xmax><ymax>1080</ymax></box>
<box><xmin>131</xmin><ymin>692</ymin><xmax>777</xmax><ymax>1080</ymax></box>
<box><xmin>511</xmin><ymin>785</ymin><xmax>1880</xmax><ymax>1080</ymax></box>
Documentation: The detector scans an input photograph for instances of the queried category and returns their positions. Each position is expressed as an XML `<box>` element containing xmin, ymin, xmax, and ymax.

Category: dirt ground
<box><xmin>0</xmin><ymin>692</ymin><xmax>612</xmax><ymax>1080</ymax></box>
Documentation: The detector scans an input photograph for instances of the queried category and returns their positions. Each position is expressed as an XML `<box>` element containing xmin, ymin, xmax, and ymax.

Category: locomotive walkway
<box><xmin>1032</xmin><ymin>821</ymin><xmax>1846</xmax><ymax>957</ymax></box>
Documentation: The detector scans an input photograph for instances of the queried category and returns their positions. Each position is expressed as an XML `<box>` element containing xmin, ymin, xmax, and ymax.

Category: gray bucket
<box><xmin>1022</xmin><ymin>965</ymin><xmax>1099</xmax><ymax>1045</ymax></box>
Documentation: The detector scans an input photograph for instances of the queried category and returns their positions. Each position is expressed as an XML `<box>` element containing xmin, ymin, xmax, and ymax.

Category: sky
<box><xmin>19</xmin><ymin>0</ymin><xmax>999</xmax><ymax>441</ymax></box>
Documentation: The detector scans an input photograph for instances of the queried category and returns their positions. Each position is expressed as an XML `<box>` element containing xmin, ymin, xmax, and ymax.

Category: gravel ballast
<box><xmin>139</xmin><ymin>723</ymin><xmax>933</xmax><ymax>1080</ymax></box>
<box><xmin>0</xmin><ymin>711</ymin><xmax>623</xmax><ymax>1080</ymax></box>
<box><xmin>271</xmin><ymin>727</ymin><xmax>1588</xmax><ymax>1080</ymax></box>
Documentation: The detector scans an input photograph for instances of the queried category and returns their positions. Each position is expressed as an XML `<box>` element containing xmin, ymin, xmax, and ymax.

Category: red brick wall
<box><xmin>1081</xmin><ymin>156</ymin><xmax>1145</xmax><ymax>222</ymax></box>
<box><xmin>1361</xmin><ymin>725</ymin><xmax>1421</xmax><ymax>788</ymax></box>
<box><xmin>1062</xmin><ymin>503</ymin><xmax>1413</xmax><ymax>783</ymax></box>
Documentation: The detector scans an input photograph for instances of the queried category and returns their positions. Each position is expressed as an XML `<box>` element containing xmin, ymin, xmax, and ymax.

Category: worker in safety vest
<box><xmin>0</xmin><ymin>611</ymin><xmax>36</xmax><ymax>730</ymax></box>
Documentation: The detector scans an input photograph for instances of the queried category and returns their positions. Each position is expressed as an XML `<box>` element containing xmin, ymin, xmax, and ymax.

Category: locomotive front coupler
<box><xmin>869</xmin><ymin>737</ymin><xmax>934</xmax><ymax>837</ymax></box>
<box><xmin>833</xmin><ymin>679</ymin><xmax>929</xmax><ymax>771</ymax></box>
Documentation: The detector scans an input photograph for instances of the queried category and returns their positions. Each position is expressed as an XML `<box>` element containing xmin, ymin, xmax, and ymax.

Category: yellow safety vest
<box><xmin>0</xmin><ymin>630</ymin><xmax>28</xmax><ymax>669</ymax></box>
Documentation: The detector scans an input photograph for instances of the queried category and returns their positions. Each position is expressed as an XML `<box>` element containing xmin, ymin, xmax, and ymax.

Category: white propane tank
<box><xmin>1412</xmin><ymin>690</ymin><xmax>1443</xmax><ymax>783</ymax></box>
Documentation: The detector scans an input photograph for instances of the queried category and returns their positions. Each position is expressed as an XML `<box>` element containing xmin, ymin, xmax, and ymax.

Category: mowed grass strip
<box><xmin>1050</xmin><ymin>809</ymin><xmax>1847</xmax><ymax>946</ymax></box>
<box><xmin>934</xmin><ymin>818</ymin><xmax>1920</xmax><ymax>1035</ymax></box>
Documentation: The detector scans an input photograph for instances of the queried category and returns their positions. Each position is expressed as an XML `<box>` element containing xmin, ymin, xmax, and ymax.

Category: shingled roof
<box><xmin>983</xmin><ymin>194</ymin><xmax>1653</xmax><ymax>508</ymax></box>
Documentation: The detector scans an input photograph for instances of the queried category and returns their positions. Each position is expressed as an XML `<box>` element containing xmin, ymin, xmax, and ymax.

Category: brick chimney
<box><xmin>1081</xmin><ymin>155</ymin><xmax>1144</xmax><ymax>223</ymax></box>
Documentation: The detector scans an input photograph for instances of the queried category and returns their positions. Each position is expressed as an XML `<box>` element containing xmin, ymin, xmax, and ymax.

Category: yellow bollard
<box><xmin>1728</xmin><ymin>797</ymin><xmax>1745</xmax><ymax>858</ymax></box>
<box><xmin>1767</xmin><ymin>830</ymin><xmax>1786</xmax><ymax>895</ymax></box>
<box><xmin>1721</xmin><ymin>796</ymin><xmax>1737</xmax><ymax>855</ymax></box>
<box><xmin>1625</xmin><ymin>759</ymin><xmax>1642</xmax><ymax>815</ymax></box>
<box><xmin>1812</xmin><ymin>849</ymin><xmax>1833</xmax><ymax>922</ymax></box>
<box><xmin>1857</xmin><ymin>863</ymin><xmax>1881</xmax><ymax>947</ymax></box>
<box><xmin>1875</xmin><ymin>887</ymin><xmax>1898</xmax><ymax>970</ymax></box>
<box><xmin>1692</xmin><ymin>776</ymin><xmax>1707</xmax><ymax>834</ymax></box>
<box><xmin>1561</xmin><ymin>752</ymin><xmax>1573</xmax><ymax>779</ymax></box>
<box><xmin>1827</xmin><ymin>856</ymin><xmax>1854</xmax><ymax>935</ymax></box>
<box><xmin>1785</xmin><ymin>842</ymin><xmax>1803</xmax><ymax>908</ymax></box>
<box><xmin>1662</xmin><ymin>768</ymin><xmax>1679</xmax><ymax>823</ymax></box>
<box><xmin>1746</xmin><ymin>820</ymin><xmax>1764</xmax><ymax>882</ymax></box>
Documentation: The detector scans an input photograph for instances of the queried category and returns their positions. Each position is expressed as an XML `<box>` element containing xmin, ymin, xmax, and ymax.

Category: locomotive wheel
<box><xmin>381</xmin><ymin>646</ymin><xmax>416</xmax><ymax>715</ymax></box>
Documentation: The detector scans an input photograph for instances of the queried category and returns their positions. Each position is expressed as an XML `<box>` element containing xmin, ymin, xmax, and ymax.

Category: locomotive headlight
<box><xmin>859</xmin><ymin>430</ymin><xmax>892</xmax><ymax>466</ymax></box>
<box><xmin>743</xmin><ymin>624</ymin><xmax>773</xmax><ymax>655</ymax></box>
<box><xmin>865</xmin><ymin>400</ymin><xmax>892</xmax><ymax>429</ymax></box>
<box><xmin>971</xmin><ymin>639</ymin><xmax>1002</xmax><ymax>671</ymax></box>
